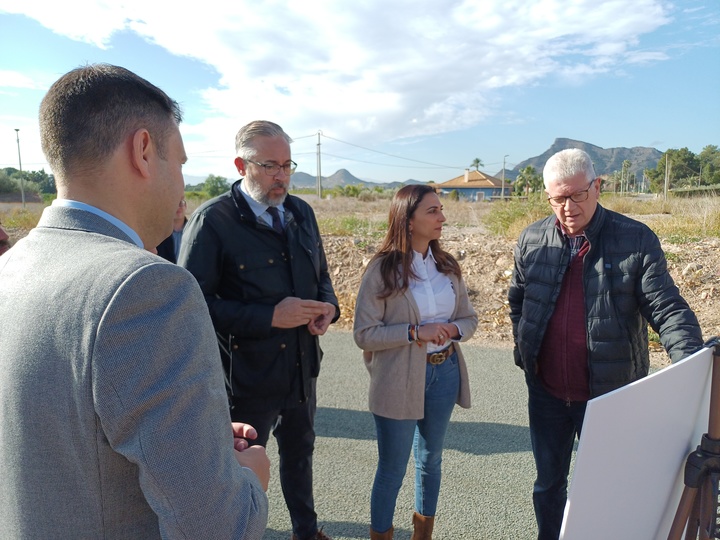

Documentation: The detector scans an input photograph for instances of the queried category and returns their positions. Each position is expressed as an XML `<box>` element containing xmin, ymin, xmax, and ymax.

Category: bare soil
<box><xmin>4</xmin><ymin>198</ymin><xmax>718</xmax><ymax>370</ymax></box>
<box><xmin>321</xmin><ymin>206</ymin><xmax>720</xmax><ymax>371</ymax></box>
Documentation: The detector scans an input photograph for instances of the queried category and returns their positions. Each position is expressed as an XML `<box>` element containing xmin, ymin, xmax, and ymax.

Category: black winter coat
<box><xmin>179</xmin><ymin>181</ymin><xmax>339</xmax><ymax>411</ymax></box>
<box><xmin>508</xmin><ymin>204</ymin><xmax>702</xmax><ymax>398</ymax></box>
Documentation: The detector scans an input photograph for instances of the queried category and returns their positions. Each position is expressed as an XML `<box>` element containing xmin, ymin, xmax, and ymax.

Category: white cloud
<box><xmin>0</xmin><ymin>70</ymin><xmax>46</xmax><ymax>90</ymax></box>
<box><xmin>0</xmin><ymin>0</ymin><xmax>689</xmax><ymax>176</ymax></box>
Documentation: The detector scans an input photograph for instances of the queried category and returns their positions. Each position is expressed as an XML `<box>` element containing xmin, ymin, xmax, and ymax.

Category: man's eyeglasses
<box><xmin>246</xmin><ymin>159</ymin><xmax>297</xmax><ymax>176</ymax></box>
<box><xmin>547</xmin><ymin>179</ymin><xmax>597</xmax><ymax>207</ymax></box>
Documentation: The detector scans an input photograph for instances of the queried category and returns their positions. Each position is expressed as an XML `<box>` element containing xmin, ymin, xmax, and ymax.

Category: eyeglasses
<box><xmin>547</xmin><ymin>180</ymin><xmax>597</xmax><ymax>207</ymax></box>
<box><xmin>246</xmin><ymin>159</ymin><xmax>297</xmax><ymax>176</ymax></box>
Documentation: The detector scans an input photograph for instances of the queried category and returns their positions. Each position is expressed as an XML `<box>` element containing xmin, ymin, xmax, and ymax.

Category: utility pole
<box><xmin>14</xmin><ymin>128</ymin><xmax>25</xmax><ymax>209</ymax></box>
<box><xmin>316</xmin><ymin>131</ymin><xmax>322</xmax><ymax>199</ymax></box>
<box><xmin>501</xmin><ymin>154</ymin><xmax>508</xmax><ymax>201</ymax></box>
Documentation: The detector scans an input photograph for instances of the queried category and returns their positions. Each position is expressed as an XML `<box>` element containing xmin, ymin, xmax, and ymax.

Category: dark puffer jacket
<box><xmin>508</xmin><ymin>204</ymin><xmax>703</xmax><ymax>398</ymax></box>
<box><xmin>179</xmin><ymin>180</ymin><xmax>339</xmax><ymax>411</ymax></box>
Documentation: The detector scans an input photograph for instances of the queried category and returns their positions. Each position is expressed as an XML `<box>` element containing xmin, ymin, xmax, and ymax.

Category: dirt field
<box><xmin>311</xmin><ymin>197</ymin><xmax>720</xmax><ymax>370</ymax></box>
<box><xmin>4</xmin><ymin>197</ymin><xmax>718</xmax><ymax>369</ymax></box>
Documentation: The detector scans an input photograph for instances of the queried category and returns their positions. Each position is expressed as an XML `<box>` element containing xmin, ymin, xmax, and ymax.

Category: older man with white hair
<box><xmin>508</xmin><ymin>148</ymin><xmax>703</xmax><ymax>540</ymax></box>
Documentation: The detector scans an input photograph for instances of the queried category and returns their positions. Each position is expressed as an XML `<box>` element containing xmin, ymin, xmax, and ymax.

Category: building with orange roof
<box><xmin>436</xmin><ymin>169</ymin><xmax>511</xmax><ymax>201</ymax></box>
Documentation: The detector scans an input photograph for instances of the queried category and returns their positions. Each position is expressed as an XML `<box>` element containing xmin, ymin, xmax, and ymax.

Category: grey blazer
<box><xmin>354</xmin><ymin>257</ymin><xmax>478</xmax><ymax>420</ymax></box>
<box><xmin>0</xmin><ymin>206</ymin><xmax>267</xmax><ymax>539</ymax></box>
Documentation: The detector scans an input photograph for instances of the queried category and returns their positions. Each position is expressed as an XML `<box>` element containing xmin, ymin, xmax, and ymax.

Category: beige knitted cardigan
<box><xmin>353</xmin><ymin>257</ymin><xmax>478</xmax><ymax>420</ymax></box>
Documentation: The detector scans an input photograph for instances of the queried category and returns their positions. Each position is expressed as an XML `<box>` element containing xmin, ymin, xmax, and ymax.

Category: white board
<box><xmin>560</xmin><ymin>346</ymin><xmax>713</xmax><ymax>540</ymax></box>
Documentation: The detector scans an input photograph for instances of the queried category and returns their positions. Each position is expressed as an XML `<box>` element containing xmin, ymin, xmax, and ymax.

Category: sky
<box><xmin>0</xmin><ymin>0</ymin><xmax>718</xmax><ymax>185</ymax></box>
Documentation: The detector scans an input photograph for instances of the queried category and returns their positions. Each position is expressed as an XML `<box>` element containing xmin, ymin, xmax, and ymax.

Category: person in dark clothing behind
<box><xmin>178</xmin><ymin>120</ymin><xmax>339</xmax><ymax>540</ymax></box>
<box><xmin>0</xmin><ymin>223</ymin><xmax>11</xmax><ymax>255</ymax></box>
<box><xmin>508</xmin><ymin>148</ymin><xmax>703</xmax><ymax>540</ymax></box>
<box><xmin>156</xmin><ymin>198</ymin><xmax>187</xmax><ymax>262</ymax></box>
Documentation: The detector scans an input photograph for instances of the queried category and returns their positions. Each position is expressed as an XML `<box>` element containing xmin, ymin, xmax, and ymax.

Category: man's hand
<box><xmin>234</xmin><ymin>446</ymin><xmax>270</xmax><ymax>492</ymax></box>
<box><xmin>271</xmin><ymin>297</ymin><xmax>329</xmax><ymax>329</ymax></box>
<box><xmin>231</xmin><ymin>422</ymin><xmax>258</xmax><ymax>452</ymax></box>
<box><xmin>307</xmin><ymin>302</ymin><xmax>336</xmax><ymax>336</ymax></box>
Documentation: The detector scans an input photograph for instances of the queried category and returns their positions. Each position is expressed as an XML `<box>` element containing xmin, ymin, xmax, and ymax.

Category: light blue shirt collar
<box><xmin>52</xmin><ymin>199</ymin><xmax>144</xmax><ymax>248</ymax></box>
<box><xmin>239</xmin><ymin>179</ymin><xmax>285</xmax><ymax>227</ymax></box>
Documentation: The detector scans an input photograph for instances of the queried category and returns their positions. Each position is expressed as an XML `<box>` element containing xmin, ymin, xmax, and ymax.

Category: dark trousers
<box><xmin>231</xmin><ymin>380</ymin><xmax>318</xmax><ymax>540</ymax></box>
<box><xmin>527</xmin><ymin>377</ymin><xmax>587</xmax><ymax>540</ymax></box>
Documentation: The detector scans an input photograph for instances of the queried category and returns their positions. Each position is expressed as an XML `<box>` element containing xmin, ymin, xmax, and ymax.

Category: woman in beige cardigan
<box><xmin>354</xmin><ymin>185</ymin><xmax>478</xmax><ymax>540</ymax></box>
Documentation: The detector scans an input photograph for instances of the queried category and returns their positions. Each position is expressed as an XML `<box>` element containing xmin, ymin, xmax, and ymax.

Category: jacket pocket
<box><xmin>233</xmin><ymin>249</ymin><xmax>288</xmax><ymax>301</ymax></box>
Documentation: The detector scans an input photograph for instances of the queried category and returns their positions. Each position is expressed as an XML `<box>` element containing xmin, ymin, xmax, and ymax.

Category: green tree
<box><xmin>645</xmin><ymin>148</ymin><xmax>700</xmax><ymax>192</ymax></box>
<box><xmin>698</xmin><ymin>145</ymin><xmax>720</xmax><ymax>185</ymax></box>
<box><xmin>26</xmin><ymin>168</ymin><xmax>56</xmax><ymax>194</ymax></box>
<box><xmin>448</xmin><ymin>189</ymin><xmax>459</xmax><ymax>201</ymax></box>
<box><xmin>342</xmin><ymin>184</ymin><xmax>362</xmax><ymax>197</ymax></box>
<box><xmin>0</xmin><ymin>170</ymin><xmax>15</xmax><ymax>193</ymax></box>
<box><xmin>514</xmin><ymin>166</ymin><xmax>543</xmax><ymax>196</ymax></box>
<box><xmin>203</xmin><ymin>174</ymin><xmax>230</xmax><ymax>197</ymax></box>
<box><xmin>621</xmin><ymin>160</ymin><xmax>631</xmax><ymax>193</ymax></box>
<box><xmin>470</xmin><ymin>158</ymin><xmax>483</xmax><ymax>172</ymax></box>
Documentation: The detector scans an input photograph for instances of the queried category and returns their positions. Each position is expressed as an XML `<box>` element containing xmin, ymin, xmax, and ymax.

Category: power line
<box><xmin>185</xmin><ymin>131</ymin><xmax>516</xmax><ymax>174</ymax></box>
<box><xmin>320</xmin><ymin>133</ymin><xmax>465</xmax><ymax>169</ymax></box>
<box><xmin>320</xmin><ymin>151</ymin><xmax>453</xmax><ymax>169</ymax></box>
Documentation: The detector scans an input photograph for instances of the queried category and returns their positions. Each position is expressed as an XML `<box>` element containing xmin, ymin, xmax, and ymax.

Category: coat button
<box><xmin>280</xmin><ymin>343</ymin><xmax>286</xmax><ymax>349</ymax></box>
<box><xmin>239</xmin><ymin>264</ymin><xmax>245</xmax><ymax>270</ymax></box>
<box><xmin>232</xmin><ymin>344</ymin><xmax>239</xmax><ymax>350</ymax></box>
<box><xmin>268</xmin><ymin>259</ymin><xmax>274</xmax><ymax>264</ymax></box>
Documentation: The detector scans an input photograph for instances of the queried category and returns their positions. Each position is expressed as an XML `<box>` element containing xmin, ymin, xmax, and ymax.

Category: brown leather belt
<box><xmin>427</xmin><ymin>343</ymin><xmax>455</xmax><ymax>365</ymax></box>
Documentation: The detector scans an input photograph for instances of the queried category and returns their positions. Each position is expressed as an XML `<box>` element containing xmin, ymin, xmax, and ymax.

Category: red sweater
<box><xmin>537</xmin><ymin>241</ymin><xmax>590</xmax><ymax>402</ymax></box>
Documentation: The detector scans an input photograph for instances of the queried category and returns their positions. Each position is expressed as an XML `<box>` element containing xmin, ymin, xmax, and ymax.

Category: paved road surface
<box><xmin>261</xmin><ymin>330</ymin><xmax>541</xmax><ymax>540</ymax></box>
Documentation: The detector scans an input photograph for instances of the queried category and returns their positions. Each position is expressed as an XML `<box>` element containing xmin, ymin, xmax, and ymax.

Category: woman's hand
<box><xmin>417</xmin><ymin>323</ymin><xmax>458</xmax><ymax>345</ymax></box>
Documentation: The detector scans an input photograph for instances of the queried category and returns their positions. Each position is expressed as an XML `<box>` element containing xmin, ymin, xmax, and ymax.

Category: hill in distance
<box><xmin>186</xmin><ymin>138</ymin><xmax>664</xmax><ymax>188</ymax></box>
<box><xmin>291</xmin><ymin>169</ymin><xmax>424</xmax><ymax>190</ymax></box>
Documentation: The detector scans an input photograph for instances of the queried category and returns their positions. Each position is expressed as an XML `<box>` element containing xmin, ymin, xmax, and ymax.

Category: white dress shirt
<box><xmin>409</xmin><ymin>246</ymin><xmax>460</xmax><ymax>353</ymax></box>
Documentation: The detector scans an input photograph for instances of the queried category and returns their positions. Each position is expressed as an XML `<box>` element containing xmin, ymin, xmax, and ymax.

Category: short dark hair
<box><xmin>39</xmin><ymin>63</ymin><xmax>182</xmax><ymax>181</ymax></box>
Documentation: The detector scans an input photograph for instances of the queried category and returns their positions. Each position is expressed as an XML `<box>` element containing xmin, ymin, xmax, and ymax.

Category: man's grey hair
<box><xmin>234</xmin><ymin>120</ymin><xmax>293</xmax><ymax>160</ymax></box>
<box><xmin>543</xmin><ymin>149</ymin><xmax>596</xmax><ymax>190</ymax></box>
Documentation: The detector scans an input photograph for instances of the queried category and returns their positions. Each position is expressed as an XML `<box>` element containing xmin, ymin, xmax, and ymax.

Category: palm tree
<box><xmin>470</xmin><ymin>157</ymin><xmax>483</xmax><ymax>172</ymax></box>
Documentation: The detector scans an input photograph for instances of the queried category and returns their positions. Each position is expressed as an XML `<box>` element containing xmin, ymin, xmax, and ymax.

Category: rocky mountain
<box><xmin>226</xmin><ymin>138</ymin><xmax>664</xmax><ymax>189</ymax></box>
<box><xmin>503</xmin><ymin>138</ymin><xmax>662</xmax><ymax>181</ymax></box>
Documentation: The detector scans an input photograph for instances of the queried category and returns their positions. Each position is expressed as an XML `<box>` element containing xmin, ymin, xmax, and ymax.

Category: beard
<box><xmin>244</xmin><ymin>177</ymin><xmax>287</xmax><ymax>207</ymax></box>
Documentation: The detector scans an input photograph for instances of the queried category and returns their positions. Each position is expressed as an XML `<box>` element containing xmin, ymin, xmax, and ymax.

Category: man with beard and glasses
<box><xmin>179</xmin><ymin>120</ymin><xmax>339</xmax><ymax>540</ymax></box>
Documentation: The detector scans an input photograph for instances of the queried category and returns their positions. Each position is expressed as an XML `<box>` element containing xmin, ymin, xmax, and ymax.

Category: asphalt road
<box><xmin>261</xmin><ymin>330</ymin><xmax>540</xmax><ymax>540</ymax></box>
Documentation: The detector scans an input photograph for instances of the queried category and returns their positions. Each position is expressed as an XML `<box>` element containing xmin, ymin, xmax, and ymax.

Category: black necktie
<box><xmin>267</xmin><ymin>206</ymin><xmax>284</xmax><ymax>234</ymax></box>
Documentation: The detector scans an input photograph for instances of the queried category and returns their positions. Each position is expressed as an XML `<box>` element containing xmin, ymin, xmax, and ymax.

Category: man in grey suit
<box><xmin>0</xmin><ymin>64</ymin><xmax>269</xmax><ymax>538</ymax></box>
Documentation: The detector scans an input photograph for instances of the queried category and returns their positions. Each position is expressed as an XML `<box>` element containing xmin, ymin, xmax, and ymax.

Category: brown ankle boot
<box><xmin>410</xmin><ymin>512</ymin><xmax>434</xmax><ymax>540</ymax></box>
<box><xmin>370</xmin><ymin>525</ymin><xmax>393</xmax><ymax>539</ymax></box>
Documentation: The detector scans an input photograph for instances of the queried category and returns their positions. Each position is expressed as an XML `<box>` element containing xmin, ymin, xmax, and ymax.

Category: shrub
<box><xmin>484</xmin><ymin>196</ymin><xmax>550</xmax><ymax>238</ymax></box>
<box><xmin>0</xmin><ymin>171</ymin><xmax>16</xmax><ymax>193</ymax></box>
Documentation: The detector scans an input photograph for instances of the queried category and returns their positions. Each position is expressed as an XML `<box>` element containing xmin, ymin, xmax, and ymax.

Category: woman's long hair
<box><xmin>369</xmin><ymin>184</ymin><xmax>461</xmax><ymax>298</ymax></box>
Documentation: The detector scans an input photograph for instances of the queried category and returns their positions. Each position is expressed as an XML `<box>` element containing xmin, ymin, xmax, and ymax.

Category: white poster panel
<box><xmin>560</xmin><ymin>347</ymin><xmax>713</xmax><ymax>540</ymax></box>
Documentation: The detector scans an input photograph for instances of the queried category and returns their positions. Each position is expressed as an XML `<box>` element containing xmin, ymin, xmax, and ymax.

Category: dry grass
<box><xmin>0</xmin><ymin>203</ymin><xmax>45</xmax><ymax>230</ymax></box>
<box><xmin>604</xmin><ymin>196</ymin><xmax>720</xmax><ymax>242</ymax></box>
<box><xmin>310</xmin><ymin>195</ymin><xmax>491</xmax><ymax>237</ymax></box>
<box><xmin>3</xmin><ymin>193</ymin><xmax>720</xmax><ymax>245</ymax></box>
<box><xmin>483</xmin><ymin>194</ymin><xmax>720</xmax><ymax>242</ymax></box>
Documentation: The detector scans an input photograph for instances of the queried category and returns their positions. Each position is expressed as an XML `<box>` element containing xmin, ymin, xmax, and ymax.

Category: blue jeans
<box><xmin>370</xmin><ymin>353</ymin><xmax>460</xmax><ymax>533</ymax></box>
<box><xmin>527</xmin><ymin>376</ymin><xmax>587</xmax><ymax>540</ymax></box>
